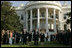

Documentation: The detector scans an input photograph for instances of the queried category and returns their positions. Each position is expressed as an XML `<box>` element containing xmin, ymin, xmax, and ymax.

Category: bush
<box><xmin>56</xmin><ymin>32</ymin><xmax>71</xmax><ymax>45</ymax></box>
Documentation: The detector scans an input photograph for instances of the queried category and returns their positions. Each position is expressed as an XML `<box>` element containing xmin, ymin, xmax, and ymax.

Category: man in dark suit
<box><xmin>4</xmin><ymin>31</ymin><xmax>8</xmax><ymax>44</ymax></box>
<box><xmin>16</xmin><ymin>32</ymin><xmax>18</xmax><ymax>44</ymax></box>
<box><xmin>28</xmin><ymin>32</ymin><xmax>32</xmax><ymax>42</ymax></box>
<box><xmin>40</xmin><ymin>32</ymin><xmax>45</xmax><ymax>45</ymax></box>
<box><xmin>33</xmin><ymin>29</ymin><xmax>39</xmax><ymax>45</ymax></box>
<box><xmin>12</xmin><ymin>31</ymin><xmax>15</xmax><ymax>44</ymax></box>
<box><xmin>22</xmin><ymin>29</ymin><xmax>27</xmax><ymax>45</ymax></box>
<box><xmin>27</xmin><ymin>31</ymin><xmax>32</xmax><ymax>45</ymax></box>
<box><xmin>40</xmin><ymin>32</ymin><xmax>45</xmax><ymax>42</ymax></box>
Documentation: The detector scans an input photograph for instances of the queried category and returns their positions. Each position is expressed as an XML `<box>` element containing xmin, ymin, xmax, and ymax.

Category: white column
<box><xmin>37</xmin><ymin>8</ymin><xmax>40</xmax><ymax>29</ymax></box>
<box><xmin>26</xmin><ymin>11</ymin><xmax>28</xmax><ymax>31</ymax></box>
<box><xmin>46</xmin><ymin>8</ymin><xmax>49</xmax><ymax>33</ymax></box>
<box><xmin>46</xmin><ymin>8</ymin><xmax>50</xmax><ymax>41</ymax></box>
<box><xmin>23</xmin><ymin>12</ymin><xmax>25</xmax><ymax>29</ymax></box>
<box><xmin>30</xmin><ymin>9</ymin><xmax>32</xmax><ymax>31</ymax></box>
<box><xmin>24</xmin><ymin>12</ymin><xmax>26</xmax><ymax>29</ymax></box>
<box><xmin>58</xmin><ymin>11</ymin><xmax>61</xmax><ymax>30</ymax></box>
<box><xmin>60</xmin><ymin>11</ymin><xmax>64</xmax><ymax>30</ymax></box>
<box><xmin>53</xmin><ymin>9</ymin><xmax>57</xmax><ymax>33</ymax></box>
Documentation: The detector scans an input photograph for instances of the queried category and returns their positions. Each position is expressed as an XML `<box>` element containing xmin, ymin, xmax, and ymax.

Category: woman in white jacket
<box><xmin>9</xmin><ymin>30</ymin><xmax>13</xmax><ymax>45</ymax></box>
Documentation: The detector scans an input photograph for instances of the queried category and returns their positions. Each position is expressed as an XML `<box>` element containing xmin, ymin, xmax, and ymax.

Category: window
<box><xmin>51</xmin><ymin>15</ymin><xmax>53</xmax><ymax>18</ymax></box>
<box><xmin>56</xmin><ymin>16</ymin><xmax>58</xmax><ymax>19</ymax></box>
<box><xmin>21</xmin><ymin>14</ymin><xmax>23</xmax><ymax>20</ymax></box>
<box><xmin>33</xmin><ymin>12</ymin><xmax>37</xmax><ymax>18</ymax></box>
<box><xmin>28</xmin><ymin>15</ymin><xmax>30</xmax><ymax>19</ymax></box>
<box><xmin>35</xmin><ymin>13</ymin><xmax>37</xmax><ymax>18</ymax></box>
<box><xmin>64</xmin><ymin>16</ymin><xmax>66</xmax><ymax>19</ymax></box>
<box><xmin>41</xmin><ymin>12</ymin><xmax>45</xmax><ymax>17</ymax></box>
<box><xmin>28</xmin><ymin>12</ymin><xmax>30</xmax><ymax>19</ymax></box>
<box><xmin>56</xmin><ymin>14</ymin><xmax>58</xmax><ymax>19</ymax></box>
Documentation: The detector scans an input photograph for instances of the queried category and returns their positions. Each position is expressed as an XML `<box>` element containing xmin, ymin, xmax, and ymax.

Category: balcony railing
<box><xmin>25</xmin><ymin>1</ymin><xmax>61</xmax><ymax>7</ymax></box>
<box><xmin>49</xmin><ymin>29</ymin><xmax>54</xmax><ymax>32</ymax></box>
<box><xmin>28</xmin><ymin>15</ymin><xmax>58</xmax><ymax>19</ymax></box>
<box><xmin>49</xmin><ymin>15</ymin><xmax>58</xmax><ymax>19</ymax></box>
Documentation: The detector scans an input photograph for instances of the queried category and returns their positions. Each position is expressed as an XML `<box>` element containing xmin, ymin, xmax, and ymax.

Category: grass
<box><xmin>1</xmin><ymin>41</ymin><xmax>71</xmax><ymax>47</ymax></box>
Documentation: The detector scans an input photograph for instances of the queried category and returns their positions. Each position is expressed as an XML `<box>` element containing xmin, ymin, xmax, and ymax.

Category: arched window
<box><xmin>64</xmin><ymin>16</ymin><xmax>66</xmax><ymax>19</ymax></box>
<box><xmin>21</xmin><ymin>14</ymin><xmax>23</xmax><ymax>20</ymax></box>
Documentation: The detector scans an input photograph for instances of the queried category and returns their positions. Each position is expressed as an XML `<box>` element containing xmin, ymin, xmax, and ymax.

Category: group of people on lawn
<box><xmin>1</xmin><ymin>29</ymin><xmax>49</xmax><ymax>45</ymax></box>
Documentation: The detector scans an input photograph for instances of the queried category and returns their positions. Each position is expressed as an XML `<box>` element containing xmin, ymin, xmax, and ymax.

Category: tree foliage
<box><xmin>65</xmin><ymin>12</ymin><xmax>71</xmax><ymax>24</ymax></box>
<box><xmin>1</xmin><ymin>1</ymin><xmax>23</xmax><ymax>31</ymax></box>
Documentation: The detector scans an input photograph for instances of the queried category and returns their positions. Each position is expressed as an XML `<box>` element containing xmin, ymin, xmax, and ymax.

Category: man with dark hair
<box><xmin>40</xmin><ymin>32</ymin><xmax>45</xmax><ymax>45</ymax></box>
<box><xmin>18</xmin><ymin>32</ymin><xmax>20</xmax><ymax>44</ymax></box>
<box><xmin>15</xmin><ymin>31</ymin><xmax>20</xmax><ymax>44</ymax></box>
<box><xmin>4</xmin><ymin>30</ymin><xmax>8</xmax><ymax>44</ymax></box>
<box><xmin>28</xmin><ymin>31</ymin><xmax>32</xmax><ymax>45</ymax></box>
<box><xmin>22</xmin><ymin>29</ymin><xmax>28</xmax><ymax>45</ymax></box>
<box><xmin>33</xmin><ymin>29</ymin><xmax>39</xmax><ymax>45</ymax></box>
<box><xmin>12</xmin><ymin>30</ymin><xmax>15</xmax><ymax>44</ymax></box>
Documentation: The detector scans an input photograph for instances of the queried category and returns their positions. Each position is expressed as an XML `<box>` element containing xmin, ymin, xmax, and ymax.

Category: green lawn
<box><xmin>1</xmin><ymin>41</ymin><xmax>71</xmax><ymax>47</ymax></box>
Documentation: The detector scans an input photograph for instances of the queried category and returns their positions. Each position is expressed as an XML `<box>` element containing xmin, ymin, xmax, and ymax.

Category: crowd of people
<box><xmin>1</xmin><ymin>29</ymin><xmax>49</xmax><ymax>45</ymax></box>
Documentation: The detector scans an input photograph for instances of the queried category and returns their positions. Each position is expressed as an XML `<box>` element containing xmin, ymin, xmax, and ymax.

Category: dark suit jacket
<box><xmin>33</xmin><ymin>31</ymin><xmax>39</xmax><ymax>41</ymax></box>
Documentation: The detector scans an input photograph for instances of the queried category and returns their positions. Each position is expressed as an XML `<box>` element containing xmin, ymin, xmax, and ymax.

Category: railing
<box><xmin>25</xmin><ymin>1</ymin><xmax>61</xmax><ymax>7</ymax></box>
<box><xmin>30</xmin><ymin>1</ymin><xmax>59</xmax><ymax>5</ymax></box>
<box><xmin>49</xmin><ymin>29</ymin><xmax>54</xmax><ymax>32</ymax></box>
<box><xmin>28</xmin><ymin>15</ymin><xmax>58</xmax><ymax>19</ymax></box>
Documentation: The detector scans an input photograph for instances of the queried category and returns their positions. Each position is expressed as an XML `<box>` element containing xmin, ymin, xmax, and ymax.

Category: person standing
<box><xmin>40</xmin><ymin>32</ymin><xmax>45</xmax><ymax>45</ymax></box>
<box><xmin>46</xmin><ymin>33</ymin><xmax>49</xmax><ymax>42</ymax></box>
<box><xmin>16</xmin><ymin>32</ymin><xmax>19</xmax><ymax>44</ymax></box>
<box><xmin>28</xmin><ymin>31</ymin><xmax>32</xmax><ymax>45</ymax></box>
<box><xmin>12</xmin><ymin>30</ymin><xmax>15</xmax><ymax>44</ymax></box>
<box><xmin>19</xmin><ymin>32</ymin><xmax>22</xmax><ymax>43</ymax></box>
<box><xmin>17</xmin><ymin>32</ymin><xmax>20</xmax><ymax>44</ymax></box>
<box><xmin>1</xmin><ymin>30</ymin><xmax>4</xmax><ymax>44</ymax></box>
<box><xmin>33</xmin><ymin>29</ymin><xmax>39</xmax><ymax>45</ymax></box>
<box><xmin>9</xmin><ymin>30</ymin><xmax>13</xmax><ymax>45</ymax></box>
<box><xmin>22</xmin><ymin>29</ymin><xmax>27</xmax><ymax>45</ymax></box>
<box><xmin>7</xmin><ymin>30</ymin><xmax>10</xmax><ymax>44</ymax></box>
<box><xmin>2</xmin><ymin>30</ymin><xmax>8</xmax><ymax>44</ymax></box>
<box><xmin>26</xmin><ymin>30</ymin><xmax>29</xmax><ymax>44</ymax></box>
<box><xmin>44</xmin><ymin>32</ymin><xmax>46</xmax><ymax>42</ymax></box>
<box><xmin>2</xmin><ymin>30</ymin><xmax>6</xmax><ymax>44</ymax></box>
<box><xmin>5</xmin><ymin>30</ymin><xmax>9</xmax><ymax>44</ymax></box>
<box><xmin>14</xmin><ymin>30</ymin><xmax>16</xmax><ymax>44</ymax></box>
<box><xmin>5</xmin><ymin>30</ymin><xmax>8</xmax><ymax>44</ymax></box>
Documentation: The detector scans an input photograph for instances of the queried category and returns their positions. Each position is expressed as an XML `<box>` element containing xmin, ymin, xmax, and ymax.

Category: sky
<box><xmin>9</xmin><ymin>1</ymin><xmax>71</xmax><ymax>7</ymax></box>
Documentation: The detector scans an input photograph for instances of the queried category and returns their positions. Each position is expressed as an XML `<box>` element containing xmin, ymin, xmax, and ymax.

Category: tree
<box><xmin>1</xmin><ymin>1</ymin><xmax>23</xmax><ymax>31</ymax></box>
<box><xmin>65</xmin><ymin>12</ymin><xmax>71</xmax><ymax>24</ymax></box>
<box><xmin>64</xmin><ymin>12</ymin><xmax>71</xmax><ymax>30</ymax></box>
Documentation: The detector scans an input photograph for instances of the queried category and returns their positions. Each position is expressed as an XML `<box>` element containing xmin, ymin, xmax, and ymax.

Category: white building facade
<box><xmin>15</xmin><ymin>1</ymin><xmax>71</xmax><ymax>41</ymax></box>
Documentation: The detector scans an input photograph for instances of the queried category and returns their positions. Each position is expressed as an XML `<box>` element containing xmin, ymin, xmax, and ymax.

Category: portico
<box><xmin>25</xmin><ymin>7</ymin><xmax>61</xmax><ymax>34</ymax></box>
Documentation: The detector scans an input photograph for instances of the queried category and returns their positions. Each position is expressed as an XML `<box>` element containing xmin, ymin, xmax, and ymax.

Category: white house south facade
<box><xmin>15</xmin><ymin>1</ymin><xmax>71</xmax><ymax>41</ymax></box>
